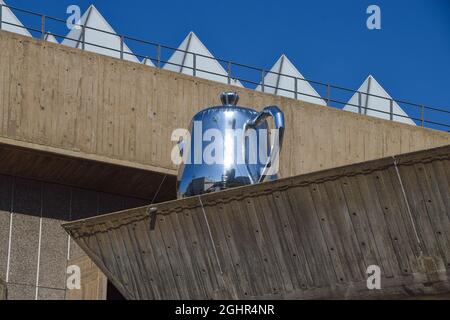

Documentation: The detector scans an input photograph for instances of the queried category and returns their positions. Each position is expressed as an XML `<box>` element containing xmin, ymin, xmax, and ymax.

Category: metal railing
<box><xmin>1</xmin><ymin>3</ymin><xmax>449</xmax><ymax>131</ymax></box>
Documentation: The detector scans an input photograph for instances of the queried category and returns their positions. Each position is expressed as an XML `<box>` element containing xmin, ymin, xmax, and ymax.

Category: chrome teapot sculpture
<box><xmin>176</xmin><ymin>92</ymin><xmax>284</xmax><ymax>198</ymax></box>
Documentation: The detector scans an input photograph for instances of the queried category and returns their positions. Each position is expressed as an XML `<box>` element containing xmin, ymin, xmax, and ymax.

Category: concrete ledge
<box><xmin>64</xmin><ymin>144</ymin><xmax>450</xmax><ymax>299</ymax></box>
<box><xmin>0</xmin><ymin>140</ymin><xmax>176</xmax><ymax>201</ymax></box>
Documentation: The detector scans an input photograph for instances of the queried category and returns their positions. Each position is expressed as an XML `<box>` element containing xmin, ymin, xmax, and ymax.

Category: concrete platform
<box><xmin>64</xmin><ymin>144</ymin><xmax>450</xmax><ymax>299</ymax></box>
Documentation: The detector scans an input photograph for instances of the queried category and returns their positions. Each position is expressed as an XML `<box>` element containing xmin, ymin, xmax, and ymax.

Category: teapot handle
<box><xmin>177</xmin><ymin>137</ymin><xmax>184</xmax><ymax>158</ymax></box>
<box><xmin>243</xmin><ymin>106</ymin><xmax>285</xmax><ymax>183</ymax></box>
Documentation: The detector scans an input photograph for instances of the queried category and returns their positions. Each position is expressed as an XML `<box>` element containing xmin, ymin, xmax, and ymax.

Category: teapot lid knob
<box><xmin>220</xmin><ymin>91</ymin><xmax>239</xmax><ymax>106</ymax></box>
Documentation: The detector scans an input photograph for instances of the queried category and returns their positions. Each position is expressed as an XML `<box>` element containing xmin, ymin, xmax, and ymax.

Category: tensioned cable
<box><xmin>392</xmin><ymin>156</ymin><xmax>423</xmax><ymax>255</ymax></box>
<box><xmin>150</xmin><ymin>174</ymin><xmax>167</xmax><ymax>205</ymax></box>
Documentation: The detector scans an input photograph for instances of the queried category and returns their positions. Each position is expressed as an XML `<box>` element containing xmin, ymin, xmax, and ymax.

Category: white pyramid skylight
<box><xmin>163</xmin><ymin>32</ymin><xmax>242</xmax><ymax>86</ymax></box>
<box><xmin>256</xmin><ymin>55</ymin><xmax>326</xmax><ymax>105</ymax></box>
<box><xmin>343</xmin><ymin>75</ymin><xmax>416</xmax><ymax>125</ymax></box>
<box><xmin>61</xmin><ymin>5</ymin><xmax>139</xmax><ymax>63</ymax></box>
<box><xmin>44</xmin><ymin>32</ymin><xmax>58</xmax><ymax>43</ymax></box>
<box><xmin>0</xmin><ymin>0</ymin><xmax>31</xmax><ymax>37</ymax></box>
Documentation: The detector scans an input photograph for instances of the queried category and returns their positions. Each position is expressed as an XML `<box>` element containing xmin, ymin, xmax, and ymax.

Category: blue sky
<box><xmin>5</xmin><ymin>0</ymin><xmax>450</xmax><ymax>129</ymax></box>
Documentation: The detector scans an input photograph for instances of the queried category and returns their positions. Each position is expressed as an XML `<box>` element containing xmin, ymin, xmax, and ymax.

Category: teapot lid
<box><xmin>220</xmin><ymin>91</ymin><xmax>239</xmax><ymax>106</ymax></box>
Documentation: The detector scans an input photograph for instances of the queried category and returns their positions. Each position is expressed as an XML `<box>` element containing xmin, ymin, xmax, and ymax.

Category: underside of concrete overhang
<box><xmin>64</xmin><ymin>144</ymin><xmax>450</xmax><ymax>300</ymax></box>
<box><xmin>0</xmin><ymin>140</ymin><xmax>177</xmax><ymax>202</ymax></box>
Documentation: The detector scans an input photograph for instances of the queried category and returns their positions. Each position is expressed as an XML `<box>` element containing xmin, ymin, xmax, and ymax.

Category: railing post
<box><xmin>193</xmin><ymin>53</ymin><xmax>196</xmax><ymax>76</ymax></box>
<box><xmin>358</xmin><ymin>91</ymin><xmax>362</xmax><ymax>114</ymax></box>
<box><xmin>261</xmin><ymin>69</ymin><xmax>265</xmax><ymax>92</ymax></box>
<box><xmin>157</xmin><ymin>44</ymin><xmax>161</xmax><ymax>68</ymax></box>
<box><xmin>227</xmin><ymin>61</ymin><xmax>231</xmax><ymax>85</ymax></box>
<box><xmin>81</xmin><ymin>24</ymin><xmax>85</xmax><ymax>50</ymax></box>
<box><xmin>294</xmin><ymin>77</ymin><xmax>298</xmax><ymax>100</ymax></box>
<box><xmin>389</xmin><ymin>99</ymin><xmax>394</xmax><ymax>121</ymax></box>
<box><xmin>41</xmin><ymin>15</ymin><xmax>46</xmax><ymax>40</ymax></box>
<box><xmin>326</xmin><ymin>84</ymin><xmax>330</xmax><ymax>106</ymax></box>
<box><xmin>120</xmin><ymin>35</ymin><xmax>124</xmax><ymax>60</ymax></box>
<box><xmin>421</xmin><ymin>105</ymin><xmax>425</xmax><ymax>127</ymax></box>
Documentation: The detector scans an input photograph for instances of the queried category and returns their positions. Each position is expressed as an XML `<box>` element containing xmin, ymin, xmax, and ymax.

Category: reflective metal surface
<box><xmin>177</xmin><ymin>92</ymin><xmax>285</xmax><ymax>198</ymax></box>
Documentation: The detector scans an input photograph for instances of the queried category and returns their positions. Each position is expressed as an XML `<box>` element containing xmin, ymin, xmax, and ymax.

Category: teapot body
<box><xmin>177</xmin><ymin>92</ymin><xmax>284</xmax><ymax>198</ymax></box>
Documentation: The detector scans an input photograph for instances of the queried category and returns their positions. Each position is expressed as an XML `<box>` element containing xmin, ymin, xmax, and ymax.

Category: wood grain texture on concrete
<box><xmin>0</xmin><ymin>30</ymin><xmax>449</xmax><ymax>179</ymax></box>
<box><xmin>64</xmin><ymin>144</ymin><xmax>450</xmax><ymax>300</ymax></box>
<box><xmin>0</xmin><ymin>278</ymin><xmax>6</xmax><ymax>300</ymax></box>
<box><xmin>65</xmin><ymin>255</ymin><xmax>107</xmax><ymax>300</ymax></box>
